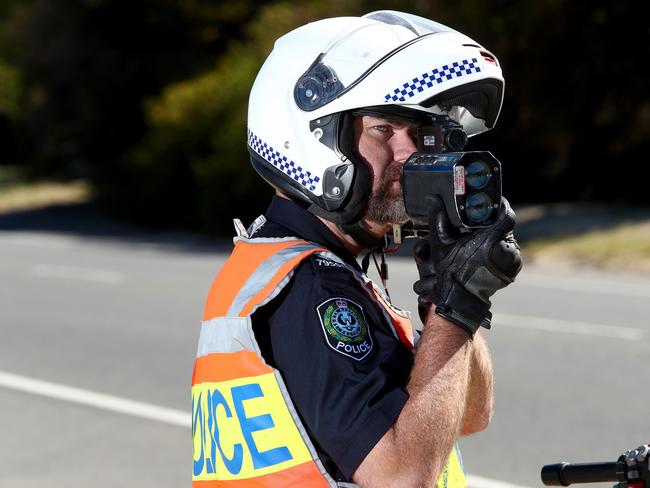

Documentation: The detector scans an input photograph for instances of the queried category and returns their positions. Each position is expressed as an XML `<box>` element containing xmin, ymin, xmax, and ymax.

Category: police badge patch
<box><xmin>317</xmin><ymin>297</ymin><xmax>373</xmax><ymax>361</ymax></box>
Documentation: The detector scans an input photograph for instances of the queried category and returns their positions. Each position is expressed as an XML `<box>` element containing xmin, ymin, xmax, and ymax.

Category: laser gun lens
<box><xmin>465</xmin><ymin>161</ymin><xmax>491</xmax><ymax>189</ymax></box>
<box><xmin>445</xmin><ymin>129</ymin><xmax>468</xmax><ymax>151</ymax></box>
<box><xmin>465</xmin><ymin>192</ymin><xmax>493</xmax><ymax>222</ymax></box>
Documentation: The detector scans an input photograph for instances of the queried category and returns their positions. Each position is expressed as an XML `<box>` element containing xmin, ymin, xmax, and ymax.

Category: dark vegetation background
<box><xmin>0</xmin><ymin>0</ymin><xmax>646</xmax><ymax>234</ymax></box>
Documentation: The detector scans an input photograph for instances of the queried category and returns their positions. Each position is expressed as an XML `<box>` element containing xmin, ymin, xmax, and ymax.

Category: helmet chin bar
<box><xmin>306</xmin><ymin>158</ymin><xmax>370</xmax><ymax>226</ymax></box>
<box><xmin>312</xmin><ymin>111</ymin><xmax>388</xmax><ymax>248</ymax></box>
<box><xmin>251</xmin><ymin>109</ymin><xmax>381</xmax><ymax>249</ymax></box>
<box><xmin>249</xmin><ymin>112</ymin><xmax>371</xmax><ymax>226</ymax></box>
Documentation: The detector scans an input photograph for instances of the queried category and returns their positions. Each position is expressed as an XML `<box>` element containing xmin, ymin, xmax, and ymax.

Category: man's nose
<box><xmin>393</xmin><ymin>131</ymin><xmax>417</xmax><ymax>164</ymax></box>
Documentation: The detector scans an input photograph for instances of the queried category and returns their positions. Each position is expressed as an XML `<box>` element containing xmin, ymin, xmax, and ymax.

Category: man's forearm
<box><xmin>401</xmin><ymin>312</ymin><xmax>473</xmax><ymax>481</ymax></box>
<box><xmin>353</xmin><ymin>310</ymin><xmax>472</xmax><ymax>487</ymax></box>
<box><xmin>460</xmin><ymin>331</ymin><xmax>494</xmax><ymax>435</ymax></box>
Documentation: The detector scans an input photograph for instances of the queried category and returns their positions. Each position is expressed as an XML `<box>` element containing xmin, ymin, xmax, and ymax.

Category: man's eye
<box><xmin>372</xmin><ymin>125</ymin><xmax>390</xmax><ymax>133</ymax></box>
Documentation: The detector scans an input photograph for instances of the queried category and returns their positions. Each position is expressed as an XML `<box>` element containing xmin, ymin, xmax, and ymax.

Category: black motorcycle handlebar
<box><xmin>541</xmin><ymin>462</ymin><xmax>624</xmax><ymax>486</ymax></box>
<box><xmin>542</xmin><ymin>445</ymin><xmax>649</xmax><ymax>487</ymax></box>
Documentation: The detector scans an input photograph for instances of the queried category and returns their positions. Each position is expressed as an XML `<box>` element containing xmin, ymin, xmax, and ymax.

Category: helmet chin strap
<box><xmin>343</xmin><ymin>220</ymin><xmax>394</xmax><ymax>303</ymax></box>
<box><xmin>339</xmin><ymin>220</ymin><xmax>386</xmax><ymax>250</ymax></box>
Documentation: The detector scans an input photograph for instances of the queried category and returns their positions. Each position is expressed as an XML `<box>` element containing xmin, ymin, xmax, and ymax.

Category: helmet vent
<box><xmin>480</xmin><ymin>50</ymin><xmax>498</xmax><ymax>65</ymax></box>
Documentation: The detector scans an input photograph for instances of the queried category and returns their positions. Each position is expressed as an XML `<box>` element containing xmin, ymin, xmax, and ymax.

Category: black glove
<box><xmin>413</xmin><ymin>197</ymin><xmax>523</xmax><ymax>336</ymax></box>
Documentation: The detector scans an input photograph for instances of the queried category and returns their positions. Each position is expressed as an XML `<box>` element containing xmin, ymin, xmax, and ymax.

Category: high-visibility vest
<box><xmin>192</xmin><ymin>236</ymin><xmax>467</xmax><ymax>487</ymax></box>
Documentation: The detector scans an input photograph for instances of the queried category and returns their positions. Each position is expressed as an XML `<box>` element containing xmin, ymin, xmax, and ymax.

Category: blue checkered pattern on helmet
<box><xmin>248</xmin><ymin>131</ymin><xmax>320</xmax><ymax>192</ymax></box>
<box><xmin>384</xmin><ymin>58</ymin><xmax>481</xmax><ymax>102</ymax></box>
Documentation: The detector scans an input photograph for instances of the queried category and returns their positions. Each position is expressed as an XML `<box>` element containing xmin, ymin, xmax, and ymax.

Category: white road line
<box><xmin>0</xmin><ymin>370</ymin><xmax>190</xmax><ymax>427</ymax></box>
<box><xmin>467</xmin><ymin>474</ymin><xmax>533</xmax><ymax>488</ymax></box>
<box><xmin>494</xmin><ymin>313</ymin><xmax>644</xmax><ymax>341</ymax></box>
<box><xmin>33</xmin><ymin>263</ymin><xmax>124</xmax><ymax>284</ymax></box>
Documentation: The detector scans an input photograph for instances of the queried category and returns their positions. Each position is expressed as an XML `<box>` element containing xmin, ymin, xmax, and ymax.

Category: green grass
<box><xmin>523</xmin><ymin>222</ymin><xmax>650</xmax><ymax>272</ymax></box>
<box><xmin>0</xmin><ymin>166</ymin><xmax>92</xmax><ymax>213</ymax></box>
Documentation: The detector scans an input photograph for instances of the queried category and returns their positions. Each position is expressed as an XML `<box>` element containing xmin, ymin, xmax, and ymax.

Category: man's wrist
<box><xmin>435</xmin><ymin>304</ymin><xmax>484</xmax><ymax>337</ymax></box>
<box><xmin>435</xmin><ymin>283</ymin><xmax>493</xmax><ymax>336</ymax></box>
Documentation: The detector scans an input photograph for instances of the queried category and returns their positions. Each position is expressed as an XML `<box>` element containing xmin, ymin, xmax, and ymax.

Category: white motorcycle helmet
<box><xmin>248</xmin><ymin>10</ymin><xmax>504</xmax><ymax>232</ymax></box>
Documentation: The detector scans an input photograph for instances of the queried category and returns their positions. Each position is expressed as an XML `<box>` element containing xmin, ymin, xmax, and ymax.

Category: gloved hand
<box><xmin>413</xmin><ymin>197</ymin><xmax>523</xmax><ymax>336</ymax></box>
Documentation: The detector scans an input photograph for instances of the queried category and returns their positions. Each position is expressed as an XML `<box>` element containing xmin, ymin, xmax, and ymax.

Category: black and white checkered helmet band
<box><xmin>248</xmin><ymin>131</ymin><xmax>320</xmax><ymax>192</ymax></box>
<box><xmin>384</xmin><ymin>58</ymin><xmax>481</xmax><ymax>102</ymax></box>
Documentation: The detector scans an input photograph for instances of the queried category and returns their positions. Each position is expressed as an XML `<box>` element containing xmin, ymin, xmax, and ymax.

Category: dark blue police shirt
<box><xmin>251</xmin><ymin>196</ymin><xmax>413</xmax><ymax>481</ymax></box>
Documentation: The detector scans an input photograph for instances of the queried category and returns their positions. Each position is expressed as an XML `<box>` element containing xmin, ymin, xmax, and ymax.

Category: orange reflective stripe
<box><xmin>359</xmin><ymin>281</ymin><xmax>414</xmax><ymax>349</ymax></box>
<box><xmin>203</xmin><ymin>240</ymin><xmax>308</xmax><ymax>321</ymax></box>
<box><xmin>192</xmin><ymin>460</ymin><xmax>330</xmax><ymax>487</ymax></box>
<box><xmin>373</xmin><ymin>290</ymin><xmax>414</xmax><ymax>348</ymax></box>
<box><xmin>192</xmin><ymin>351</ymin><xmax>273</xmax><ymax>385</ymax></box>
<box><xmin>238</xmin><ymin>248</ymin><xmax>326</xmax><ymax>317</ymax></box>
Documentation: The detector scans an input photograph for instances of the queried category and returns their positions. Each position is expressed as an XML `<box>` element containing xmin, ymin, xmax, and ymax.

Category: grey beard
<box><xmin>365</xmin><ymin>188</ymin><xmax>409</xmax><ymax>224</ymax></box>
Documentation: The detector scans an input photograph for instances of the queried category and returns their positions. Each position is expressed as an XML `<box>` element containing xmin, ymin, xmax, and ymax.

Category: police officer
<box><xmin>192</xmin><ymin>10</ymin><xmax>522</xmax><ymax>488</ymax></box>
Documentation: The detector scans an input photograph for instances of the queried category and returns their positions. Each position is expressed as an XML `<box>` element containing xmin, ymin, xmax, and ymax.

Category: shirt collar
<box><xmin>264</xmin><ymin>196</ymin><xmax>362</xmax><ymax>271</ymax></box>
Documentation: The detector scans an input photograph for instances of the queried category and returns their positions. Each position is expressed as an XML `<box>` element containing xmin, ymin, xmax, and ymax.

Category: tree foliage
<box><xmin>2</xmin><ymin>0</ymin><xmax>267</xmax><ymax>177</ymax></box>
<box><xmin>114</xmin><ymin>0</ymin><xmax>360</xmax><ymax>232</ymax></box>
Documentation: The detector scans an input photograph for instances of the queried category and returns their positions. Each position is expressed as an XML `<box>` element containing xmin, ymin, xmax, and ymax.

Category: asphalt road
<box><xmin>1</xmin><ymin>228</ymin><xmax>649</xmax><ymax>487</ymax></box>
